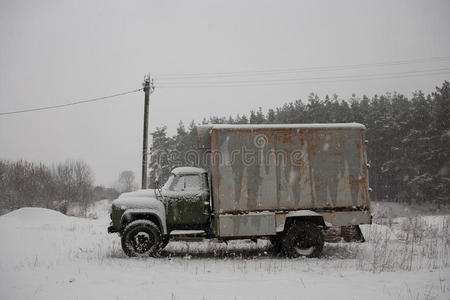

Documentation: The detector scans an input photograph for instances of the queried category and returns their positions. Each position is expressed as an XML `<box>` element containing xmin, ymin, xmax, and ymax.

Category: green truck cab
<box><xmin>108</xmin><ymin>123</ymin><xmax>371</xmax><ymax>258</ymax></box>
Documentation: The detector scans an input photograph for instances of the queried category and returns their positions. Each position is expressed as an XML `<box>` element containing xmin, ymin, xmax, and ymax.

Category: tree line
<box><xmin>1</xmin><ymin>82</ymin><xmax>448</xmax><ymax>213</ymax></box>
<box><xmin>0</xmin><ymin>160</ymin><xmax>140</xmax><ymax>215</ymax></box>
<box><xmin>0</xmin><ymin>160</ymin><xmax>95</xmax><ymax>215</ymax></box>
<box><xmin>149</xmin><ymin>81</ymin><xmax>449</xmax><ymax>207</ymax></box>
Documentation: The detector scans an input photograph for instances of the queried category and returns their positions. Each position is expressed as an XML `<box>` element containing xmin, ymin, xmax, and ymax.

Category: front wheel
<box><xmin>281</xmin><ymin>221</ymin><xmax>324</xmax><ymax>258</ymax></box>
<box><xmin>159</xmin><ymin>235</ymin><xmax>170</xmax><ymax>250</ymax></box>
<box><xmin>121</xmin><ymin>220</ymin><xmax>161</xmax><ymax>257</ymax></box>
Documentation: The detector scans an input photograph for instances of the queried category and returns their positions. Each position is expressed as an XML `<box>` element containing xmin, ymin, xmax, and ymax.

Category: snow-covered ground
<box><xmin>0</xmin><ymin>200</ymin><xmax>448</xmax><ymax>300</ymax></box>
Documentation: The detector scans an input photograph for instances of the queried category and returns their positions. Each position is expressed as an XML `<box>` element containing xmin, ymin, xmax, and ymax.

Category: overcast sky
<box><xmin>1</xmin><ymin>0</ymin><xmax>449</xmax><ymax>186</ymax></box>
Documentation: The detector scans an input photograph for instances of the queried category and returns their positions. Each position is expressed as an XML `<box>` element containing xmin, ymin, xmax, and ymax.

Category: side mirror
<box><xmin>153</xmin><ymin>178</ymin><xmax>163</xmax><ymax>199</ymax></box>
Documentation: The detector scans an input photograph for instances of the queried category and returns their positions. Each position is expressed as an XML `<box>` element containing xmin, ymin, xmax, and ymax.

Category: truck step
<box><xmin>169</xmin><ymin>230</ymin><xmax>206</xmax><ymax>241</ymax></box>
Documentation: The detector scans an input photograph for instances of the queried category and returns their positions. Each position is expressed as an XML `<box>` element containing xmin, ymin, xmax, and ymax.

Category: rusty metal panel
<box><xmin>218</xmin><ymin>212</ymin><xmax>276</xmax><ymax>237</ymax></box>
<box><xmin>279</xmin><ymin>127</ymin><xmax>369</xmax><ymax>209</ymax></box>
<box><xmin>209</xmin><ymin>124</ymin><xmax>370</xmax><ymax>214</ymax></box>
<box><xmin>275</xmin><ymin>213</ymin><xmax>287</xmax><ymax>232</ymax></box>
<box><xmin>211</xmin><ymin>129</ymin><xmax>221</xmax><ymax>214</ymax></box>
<box><xmin>320</xmin><ymin>210</ymin><xmax>372</xmax><ymax>226</ymax></box>
<box><xmin>275</xmin><ymin>129</ymin><xmax>311</xmax><ymax>209</ymax></box>
<box><xmin>212</xmin><ymin>128</ymin><xmax>278</xmax><ymax>213</ymax></box>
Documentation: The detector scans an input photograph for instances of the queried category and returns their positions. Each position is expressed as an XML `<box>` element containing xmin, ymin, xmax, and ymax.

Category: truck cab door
<box><xmin>162</xmin><ymin>173</ymin><xmax>210</xmax><ymax>230</ymax></box>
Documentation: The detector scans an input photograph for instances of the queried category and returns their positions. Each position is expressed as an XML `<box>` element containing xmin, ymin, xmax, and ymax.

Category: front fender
<box><xmin>121</xmin><ymin>207</ymin><xmax>168</xmax><ymax>234</ymax></box>
<box><xmin>113</xmin><ymin>195</ymin><xmax>167</xmax><ymax>234</ymax></box>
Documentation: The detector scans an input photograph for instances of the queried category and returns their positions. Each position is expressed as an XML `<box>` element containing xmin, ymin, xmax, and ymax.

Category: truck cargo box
<box><xmin>197</xmin><ymin>124</ymin><xmax>370</xmax><ymax>216</ymax></box>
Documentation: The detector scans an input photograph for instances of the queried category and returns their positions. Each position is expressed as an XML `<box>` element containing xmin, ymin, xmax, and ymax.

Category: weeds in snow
<box><xmin>73</xmin><ymin>214</ymin><xmax>450</xmax><ymax>275</ymax></box>
<box><xmin>356</xmin><ymin>215</ymin><xmax>450</xmax><ymax>273</ymax></box>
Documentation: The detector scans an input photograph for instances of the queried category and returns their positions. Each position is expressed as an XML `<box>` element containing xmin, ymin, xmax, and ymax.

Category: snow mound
<box><xmin>0</xmin><ymin>207</ymin><xmax>68</xmax><ymax>225</ymax></box>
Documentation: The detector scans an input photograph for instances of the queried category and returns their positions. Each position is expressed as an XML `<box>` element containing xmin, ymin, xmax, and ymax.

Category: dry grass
<box><xmin>354</xmin><ymin>213</ymin><xmax>450</xmax><ymax>273</ymax></box>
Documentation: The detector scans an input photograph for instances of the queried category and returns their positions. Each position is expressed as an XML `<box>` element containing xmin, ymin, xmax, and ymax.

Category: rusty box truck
<box><xmin>108</xmin><ymin>123</ymin><xmax>371</xmax><ymax>257</ymax></box>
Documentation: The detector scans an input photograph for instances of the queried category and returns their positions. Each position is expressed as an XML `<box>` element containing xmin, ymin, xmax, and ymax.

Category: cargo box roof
<box><xmin>207</xmin><ymin>123</ymin><xmax>365</xmax><ymax>130</ymax></box>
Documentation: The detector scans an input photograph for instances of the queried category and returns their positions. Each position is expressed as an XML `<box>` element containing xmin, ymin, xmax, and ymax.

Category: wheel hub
<box><xmin>132</xmin><ymin>232</ymin><xmax>153</xmax><ymax>254</ymax></box>
<box><xmin>293</xmin><ymin>232</ymin><xmax>316</xmax><ymax>256</ymax></box>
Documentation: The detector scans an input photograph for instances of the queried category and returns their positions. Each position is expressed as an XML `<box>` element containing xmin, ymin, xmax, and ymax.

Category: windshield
<box><xmin>162</xmin><ymin>174</ymin><xmax>175</xmax><ymax>190</ymax></box>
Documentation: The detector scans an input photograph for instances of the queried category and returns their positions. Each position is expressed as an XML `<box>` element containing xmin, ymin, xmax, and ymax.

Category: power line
<box><xmin>156</xmin><ymin>68</ymin><xmax>450</xmax><ymax>88</ymax></box>
<box><xmin>157</xmin><ymin>71</ymin><xmax>450</xmax><ymax>88</ymax></box>
<box><xmin>155</xmin><ymin>56</ymin><xmax>450</xmax><ymax>80</ymax></box>
<box><xmin>157</xmin><ymin>67</ymin><xmax>450</xmax><ymax>86</ymax></box>
<box><xmin>0</xmin><ymin>88</ymin><xmax>143</xmax><ymax>116</ymax></box>
<box><xmin>1</xmin><ymin>65</ymin><xmax>448</xmax><ymax>116</ymax></box>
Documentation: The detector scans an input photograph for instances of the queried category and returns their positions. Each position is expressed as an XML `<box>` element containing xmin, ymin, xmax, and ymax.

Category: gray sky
<box><xmin>1</xmin><ymin>0</ymin><xmax>449</xmax><ymax>186</ymax></box>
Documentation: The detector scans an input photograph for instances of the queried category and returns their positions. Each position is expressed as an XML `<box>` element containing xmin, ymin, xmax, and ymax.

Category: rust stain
<box><xmin>207</xmin><ymin>124</ymin><xmax>369</xmax><ymax>216</ymax></box>
<box><xmin>348</xmin><ymin>175</ymin><xmax>365</xmax><ymax>185</ymax></box>
<box><xmin>282</xmin><ymin>134</ymin><xmax>292</xmax><ymax>144</ymax></box>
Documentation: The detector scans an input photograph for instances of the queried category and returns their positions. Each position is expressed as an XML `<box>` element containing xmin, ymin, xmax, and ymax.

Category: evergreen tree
<box><xmin>147</xmin><ymin>82</ymin><xmax>450</xmax><ymax>207</ymax></box>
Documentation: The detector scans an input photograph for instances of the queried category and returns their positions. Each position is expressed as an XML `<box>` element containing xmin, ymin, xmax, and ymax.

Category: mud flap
<box><xmin>324</xmin><ymin>225</ymin><xmax>365</xmax><ymax>243</ymax></box>
<box><xmin>341</xmin><ymin>225</ymin><xmax>365</xmax><ymax>242</ymax></box>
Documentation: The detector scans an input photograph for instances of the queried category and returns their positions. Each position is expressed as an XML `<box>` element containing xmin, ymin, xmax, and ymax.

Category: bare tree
<box><xmin>51</xmin><ymin>160</ymin><xmax>94</xmax><ymax>215</ymax></box>
<box><xmin>73</xmin><ymin>160</ymin><xmax>94</xmax><ymax>216</ymax></box>
<box><xmin>0</xmin><ymin>159</ymin><xmax>95</xmax><ymax>216</ymax></box>
<box><xmin>118</xmin><ymin>170</ymin><xmax>137</xmax><ymax>193</ymax></box>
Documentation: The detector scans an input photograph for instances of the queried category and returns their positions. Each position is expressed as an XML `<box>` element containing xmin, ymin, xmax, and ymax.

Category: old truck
<box><xmin>108</xmin><ymin>123</ymin><xmax>371</xmax><ymax>257</ymax></box>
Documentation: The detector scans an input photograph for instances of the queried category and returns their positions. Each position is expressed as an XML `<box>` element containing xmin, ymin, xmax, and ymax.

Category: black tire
<box><xmin>159</xmin><ymin>235</ymin><xmax>170</xmax><ymax>250</ymax></box>
<box><xmin>281</xmin><ymin>221</ymin><xmax>324</xmax><ymax>258</ymax></box>
<box><xmin>121</xmin><ymin>220</ymin><xmax>161</xmax><ymax>257</ymax></box>
<box><xmin>269</xmin><ymin>235</ymin><xmax>283</xmax><ymax>252</ymax></box>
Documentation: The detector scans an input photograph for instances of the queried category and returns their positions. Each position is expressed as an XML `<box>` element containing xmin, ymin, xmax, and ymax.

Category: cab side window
<box><xmin>184</xmin><ymin>175</ymin><xmax>201</xmax><ymax>191</ymax></box>
<box><xmin>171</xmin><ymin>176</ymin><xmax>185</xmax><ymax>191</ymax></box>
<box><xmin>171</xmin><ymin>174</ymin><xmax>201</xmax><ymax>191</ymax></box>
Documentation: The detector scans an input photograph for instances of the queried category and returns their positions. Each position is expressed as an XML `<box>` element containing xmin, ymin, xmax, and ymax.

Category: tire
<box><xmin>269</xmin><ymin>235</ymin><xmax>283</xmax><ymax>252</ymax></box>
<box><xmin>281</xmin><ymin>221</ymin><xmax>324</xmax><ymax>258</ymax></box>
<box><xmin>121</xmin><ymin>220</ymin><xmax>161</xmax><ymax>257</ymax></box>
<box><xmin>159</xmin><ymin>235</ymin><xmax>170</xmax><ymax>250</ymax></box>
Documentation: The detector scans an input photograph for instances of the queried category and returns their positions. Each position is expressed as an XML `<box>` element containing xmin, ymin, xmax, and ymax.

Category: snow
<box><xmin>113</xmin><ymin>196</ymin><xmax>163</xmax><ymax>210</ymax></box>
<box><xmin>119</xmin><ymin>189</ymin><xmax>157</xmax><ymax>198</ymax></box>
<box><xmin>172</xmin><ymin>166</ymin><xmax>207</xmax><ymax>175</ymax></box>
<box><xmin>0</xmin><ymin>201</ymin><xmax>449</xmax><ymax>300</ymax></box>
<box><xmin>0</xmin><ymin>207</ymin><xmax>68</xmax><ymax>225</ymax></box>
<box><xmin>208</xmin><ymin>123</ymin><xmax>366</xmax><ymax>130</ymax></box>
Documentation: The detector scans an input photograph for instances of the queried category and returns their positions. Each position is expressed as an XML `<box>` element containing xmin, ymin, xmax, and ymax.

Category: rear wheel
<box><xmin>269</xmin><ymin>235</ymin><xmax>283</xmax><ymax>252</ymax></box>
<box><xmin>281</xmin><ymin>221</ymin><xmax>324</xmax><ymax>258</ymax></box>
<box><xmin>121</xmin><ymin>220</ymin><xmax>161</xmax><ymax>257</ymax></box>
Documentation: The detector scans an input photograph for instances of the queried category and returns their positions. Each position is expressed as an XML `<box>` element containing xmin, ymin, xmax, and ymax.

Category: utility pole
<box><xmin>141</xmin><ymin>74</ymin><xmax>155</xmax><ymax>189</ymax></box>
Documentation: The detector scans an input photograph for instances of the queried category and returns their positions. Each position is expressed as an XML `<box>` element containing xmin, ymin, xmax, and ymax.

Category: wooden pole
<box><xmin>141</xmin><ymin>75</ymin><xmax>151</xmax><ymax>189</ymax></box>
